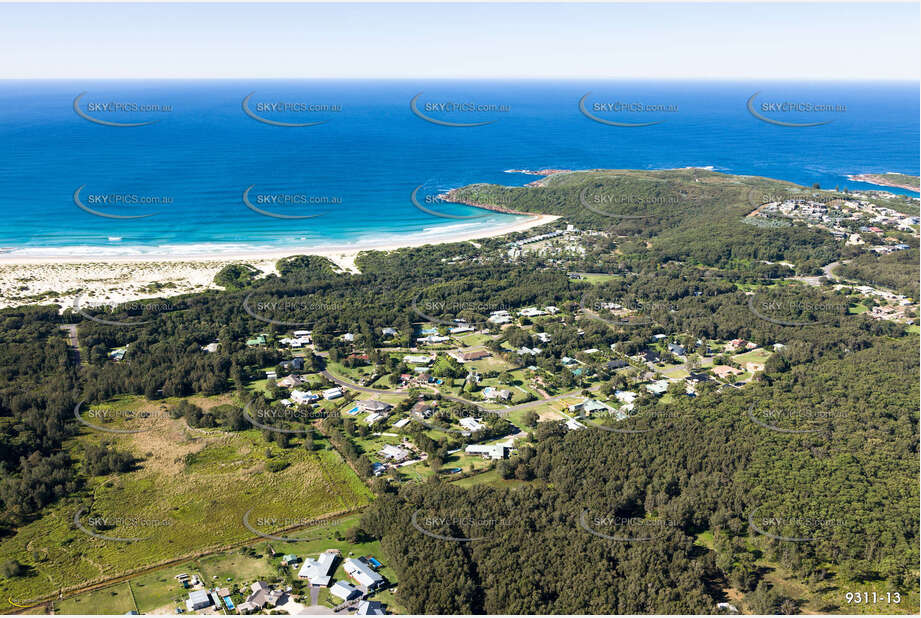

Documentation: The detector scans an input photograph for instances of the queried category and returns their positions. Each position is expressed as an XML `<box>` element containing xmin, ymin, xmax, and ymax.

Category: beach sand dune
<box><xmin>0</xmin><ymin>214</ymin><xmax>558</xmax><ymax>311</ymax></box>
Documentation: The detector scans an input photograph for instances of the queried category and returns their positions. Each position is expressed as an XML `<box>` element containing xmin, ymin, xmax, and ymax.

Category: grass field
<box><xmin>730</xmin><ymin>347</ymin><xmax>773</xmax><ymax>365</ymax></box>
<box><xmin>54</xmin><ymin>583</ymin><xmax>136</xmax><ymax>615</ymax></box>
<box><xmin>35</xmin><ymin>514</ymin><xmax>412</xmax><ymax>615</ymax></box>
<box><xmin>0</xmin><ymin>396</ymin><xmax>372</xmax><ymax>608</ymax></box>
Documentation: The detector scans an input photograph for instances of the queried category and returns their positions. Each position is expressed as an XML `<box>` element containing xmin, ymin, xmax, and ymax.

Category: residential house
<box><xmin>459</xmin><ymin>417</ymin><xmax>487</xmax><ymax>432</ymax></box>
<box><xmin>246</xmin><ymin>334</ymin><xmax>266</xmax><ymax>347</ymax></box>
<box><xmin>465</xmin><ymin>444</ymin><xmax>508</xmax><ymax>460</ymax></box>
<box><xmin>365</xmin><ymin>412</ymin><xmax>388</xmax><ymax>426</ymax></box>
<box><xmin>410</xmin><ymin>400</ymin><xmax>436</xmax><ymax>419</ymax></box>
<box><xmin>516</xmin><ymin>346</ymin><xmax>541</xmax><ymax>356</ymax></box>
<box><xmin>645</xmin><ymin>379</ymin><xmax>670</xmax><ymax>395</ymax></box>
<box><xmin>185</xmin><ymin>590</ymin><xmax>213</xmax><ymax>612</ymax></box>
<box><xmin>323</xmin><ymin>387</ymin><xmax>343</xmax><ymax>400</ymax></box>
<box><xmin>711</xmin><ymin>365</ymin><xmax>743</xmax><ymax>380</ymax></box>
<box><xmin>642</xmin><ymin>349</ymin><xmax>661</xmax><ymax>363</ymax></box>
<box><xmin>419</xmin><ymin>334</ymin><xmax>450</xmax><ymax>344</ymax></box>
<box><xmin>381</xmin><ymin>327</ymin><xmax>398</xmax><ymax>337</ymax></box>
<box><xmin>281</xmin><ymin>554</ymin><xmax>299</xmax><ymax>566</ymax></box>
<box><xmin>358</xmin><ymin>400</ymin><xmax>393</xmax><ymax>414</ymax></box>
<box><xmin>291</xmin><ymin>389</ymin><xmax>319</xmax><ymax>405</ymax></box>
<box><xmin>379</xmin><ymin>444</ymin><xmax>410</xmax><ymax>462</ymax></box>
<box><xmin>344</xmin><ymin>558</ymin><xmax>385</xmax><ymax>590</ymax></box>
<box><xmin>392</xmin><ymin>417</ymin><xmax>411</xmax><ymax>429</ymax></box>
<box><xmin>280</xmin><ymin>357</ymin><xmax>305</xmax><ymax>371</ymax></box>
<box><xmin>449</xmin><ymin>348</ymin><xmax>491</xmax><ymax>362</ymax></box>
<box><xmin>667</xmin><ymin>342</ymin><xmax>686</xmax><ymax>356</ymax></box>
<box><xmin>298</xmin><ymin>551</ymin><xmax>337</xmax><ymax>586</ymax></box>
<box><xmin>519</xmin><ymin>307</ymin><xmax>545</xmax><ymax>317</ymax></box>
<box><xmin>450</xmin><ymin>324</ymin><xmax>474</xmax><ymax>334</ymax></box>
<box><xmin>278</xmin><ymin>374</ymin><xmax>306</xmax><ymax>389</ymax></box>
<box><xmin>605</xmin><ymin>359</ymin><xmax>628</xmax><ymax>370</ymax></box>
<box><xmin>564</xmin><ymin>418</ymin><xmax>585</xmax><ymax>431</ymax></box>
<box><xmin>487</xmin><ymin>311</ymin><xmax>511</xmax><ymax>324</ymax></box>
<box><xmin>201</xmin><ymin>342</ymin><xmax>219</xmax><ymax>353</ymax></box>
<box><xmin>330</xmin><ymin>580</ymin><xmax>361</xmax><ymax>601</ymax></box>
<box><xmin>403</xmin><ymin>354</ymin><xmax>433</xmax><ymax>365</ymax></box>
<box><xmin>482</xmin><ymin>387</ymin><xmax>511</xmax><ymax>401</ymax></box>
<box><xmin>356</xmin><ymin>600</ymin><xmax>386</xmax><ymax>615</ymax></box>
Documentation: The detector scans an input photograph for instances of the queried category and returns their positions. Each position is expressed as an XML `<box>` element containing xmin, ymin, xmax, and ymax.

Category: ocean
<box><xmin>0</xmin><ymin>80</ymin><xmax>917</xmax><ymax>256</ymax></box>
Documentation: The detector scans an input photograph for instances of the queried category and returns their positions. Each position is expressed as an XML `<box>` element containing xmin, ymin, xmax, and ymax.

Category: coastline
<box><xmin>0</xmin><ymin>212</ymin><xmax>559</xmax><ymax>311</ymax></box>
<box><xmin>847</xmin><ymin>173</ymin><xmax>920</xmax><ymax>193</ymax></box>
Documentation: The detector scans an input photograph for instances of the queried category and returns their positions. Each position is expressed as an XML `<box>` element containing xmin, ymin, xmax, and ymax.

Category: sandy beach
<box><xmin>0</xmin><ymin>213</ymin><xmax>558</xmax><ymax>310</ymax></box>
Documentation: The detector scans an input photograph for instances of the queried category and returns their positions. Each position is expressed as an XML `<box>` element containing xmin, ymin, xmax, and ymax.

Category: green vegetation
<box><xmin>0</xmin><ymin>168</ymin><xmax>916</xmax><ymax>615</ymax></box>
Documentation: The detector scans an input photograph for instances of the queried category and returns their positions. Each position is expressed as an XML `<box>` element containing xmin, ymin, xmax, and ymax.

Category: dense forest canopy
<box><xmin>0</xmin><ymin>169</ymin><xmax>916</xmax><ymax>614</ymax></box>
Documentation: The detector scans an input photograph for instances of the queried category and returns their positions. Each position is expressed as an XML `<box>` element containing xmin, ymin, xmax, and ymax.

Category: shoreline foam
<box><xmin>0</xmin><ymin>212</ymin><xmax>559</xmax><ymax>310</ymax></box>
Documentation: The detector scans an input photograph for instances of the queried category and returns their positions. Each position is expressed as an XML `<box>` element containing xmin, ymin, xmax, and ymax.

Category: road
<box><xmin>59</xmin><ymin>324</ymin><xmax>81</xmax><ymax>365</ymax></box>
<box><xmin>322</xmin><ymin>369</ymin><xmax>597</xmax><ymax>416</ymax></box>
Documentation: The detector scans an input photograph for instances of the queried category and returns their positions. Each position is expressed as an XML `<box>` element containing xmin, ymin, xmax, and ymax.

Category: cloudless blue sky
<box><xmin>0</xmin><ymin>3</ymin><xmax>917</xmax><ymax>79</ymax></box>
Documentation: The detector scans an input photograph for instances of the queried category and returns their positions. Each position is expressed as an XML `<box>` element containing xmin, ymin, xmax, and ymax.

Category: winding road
<box><xmin>321</xmin><ymin>369</ymin><xmax>597</xmax><ymax>416</ymax></box>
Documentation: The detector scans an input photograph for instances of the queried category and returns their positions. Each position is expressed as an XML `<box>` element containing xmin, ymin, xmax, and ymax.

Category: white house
<box><xmin>323</xmin><ymin>387</ymin><xmax>343</xmax><ymax>400</ymax></box>
<box><xmin>291</xmin><ymin>389</ymin><xmax>319</xmax><ymax>405</ymax></box>
<box><xmin>186</xmin><ymin>590</ymin><xmax>213</xmax><ymax>612</ymax></box>
<box><xmin>465</xmin><ymin>444</ymin><xmax>508</xmax><ymax>460</ymax></box>
<box><xmin>344</xmin><ymin>558</ymin><xmax>385</xmax><ymax>589</ymax></box>
<box><xmin>298</xmin><ymin>551</ymin><xmax>337</xmax><ymax>586</ymax></box>
<box><xmin>356</xmin><ymin>600</ymin><xmax>386</xmax><ymax>615</ymax></box>
<box><xmin>379</xmin><ymin>444</ymin><xmax>410</xmax><ymax>462</ymax></box>
<box><xmin>330</xmin><ymin>580</ymin><xmax>361</xmax><ymax>601</ymax></box>
<box><xmin>519</xmin><ymin>307</ymin><xmax>545</xmax><ymax>317</ymax></box>
<box><xmin>459</xmin><ymin>417</ymin><xmax>486</xmax><ymax>432</ymax></box>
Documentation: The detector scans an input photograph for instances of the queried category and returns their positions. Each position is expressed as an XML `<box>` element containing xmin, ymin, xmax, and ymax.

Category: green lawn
<box><xmin>0</xmin><ymin>402</ymin><xmax>372</xmax><ymax>607</ymax></box>
<box><xmin>129</xmin><ymin>567</ymin><xmax>192</xmax><ymax>613</ymax></box>
<box><xmin>55</xmin><ymin>583</ymin><xmax>136</xmax><ymax>615</ymax></box>
<box><xmin>731</xmin><ymin>348</ymin><xmax>773</xmax><ymax>365</ymax></box>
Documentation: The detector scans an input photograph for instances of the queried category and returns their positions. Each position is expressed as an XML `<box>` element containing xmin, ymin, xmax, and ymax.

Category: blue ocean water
<box><xmin>0</xmin><ymin>80</ymin><xmax>917</xmax><ymax>256</ymax></box>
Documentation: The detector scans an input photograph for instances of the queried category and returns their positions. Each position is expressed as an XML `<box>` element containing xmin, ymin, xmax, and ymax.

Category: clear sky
<box><xmin>0</xmin><ymin>2</ymin><xmax>917</xmax><ymax>79</ymax></box>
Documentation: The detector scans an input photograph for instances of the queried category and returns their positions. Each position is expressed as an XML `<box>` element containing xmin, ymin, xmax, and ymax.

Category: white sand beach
<box><xmin>0</xmin><ymin>213</ymin><xmax>559</xmax><ymax>310</ymax></box>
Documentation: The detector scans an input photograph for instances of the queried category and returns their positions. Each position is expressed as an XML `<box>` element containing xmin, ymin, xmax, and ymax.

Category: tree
<box><xmin>522</xmin><ymin>410</ymin><xmax>539</xmax><ymax>428</ymax></box>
